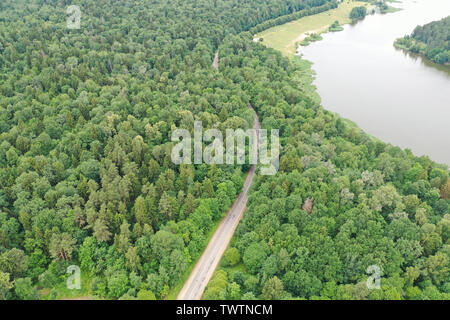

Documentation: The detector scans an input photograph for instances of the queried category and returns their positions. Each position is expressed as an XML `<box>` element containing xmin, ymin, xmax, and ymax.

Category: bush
<box><xmin>350</xmin><ymin>6</ymin><xmax>367</xmax><ymax>21</ymax></box>
<box><xmin>224</xmin><ymin>248</ymin><xmax>241</xmax><ymax>267</ymax></box>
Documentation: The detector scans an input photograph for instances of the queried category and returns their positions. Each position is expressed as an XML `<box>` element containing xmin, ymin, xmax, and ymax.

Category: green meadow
<box><xmin>256</xmin><ymin>1</ymin><xmax>371</xmax><ymax>56</ymax></box>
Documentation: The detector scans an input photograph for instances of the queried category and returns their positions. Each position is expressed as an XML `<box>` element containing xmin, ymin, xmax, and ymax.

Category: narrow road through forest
<box><xmin>177</xmin><ymin>52</ymin><xmax>261</xmax><ymax>300</ymax></box>
<box><xmin>177</xmin><ymin>104</ymin><xmax>260</xmax><ymax>300</ymax></box>
<box><xmin>212</xmin><ymin>51</ymin><xmax>219</xmax><ymax>71</ymax></box>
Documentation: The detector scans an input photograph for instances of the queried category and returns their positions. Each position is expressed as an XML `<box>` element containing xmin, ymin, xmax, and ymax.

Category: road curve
<box><xmin>177</xmin><ymin>103</ymin><xmax>260</xmax><ymax>300</ymax></box>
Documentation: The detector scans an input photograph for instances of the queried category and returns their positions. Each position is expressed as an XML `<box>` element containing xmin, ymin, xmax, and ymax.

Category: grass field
<box><xmin>256</xmin><ymin>1</ymin><xmax>371</xmax><ymax>56</ymax></box>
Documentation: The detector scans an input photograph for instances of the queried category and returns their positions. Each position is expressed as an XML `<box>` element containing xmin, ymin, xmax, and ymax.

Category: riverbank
<box><xmin>255</xmin><ymin>1</ymin><xmax>371</xmax><ymax>56</ymax></box>
<box><xmin>395</xmin><ymin>40</ymin><xmax>450</xmax><ymax>68</ymax></box>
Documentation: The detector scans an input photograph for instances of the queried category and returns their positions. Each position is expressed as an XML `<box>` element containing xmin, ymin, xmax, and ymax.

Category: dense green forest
<box><xmin>395</xmin><ymin>16</ymin><xmax>450</xmax><ymax>65</ymax></box>
<box><xmin>203</xmin><ymin>42</ymin><xmax>450</xmax><ymax>300</ymax></box>
<box><xmin>0</xmin><ymin>0</ymin><xmax>449</xmax><ymax>301</ymax></box>
<box><xmin>0</xmin><ymin>0</ymin><xmax>337</xmax><ymax>300</ymax></box>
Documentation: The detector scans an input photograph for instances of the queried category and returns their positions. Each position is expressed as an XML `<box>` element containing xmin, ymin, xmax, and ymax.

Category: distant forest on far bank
<box><xmin>395</xmin><ymin>16</ymin><xmax>450</xmax><ymax>65</ymax></box>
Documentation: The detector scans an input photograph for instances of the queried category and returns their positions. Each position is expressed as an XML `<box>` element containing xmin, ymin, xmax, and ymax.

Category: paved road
<box><xmin>212</xmin><ymin>51</ymin><xmax>219</xmax><ymax>71</ymax></box>
<box><xmin>177</xmin><ymin>103</ymin><xmax>260</xmax><ymax>300</ymax></box>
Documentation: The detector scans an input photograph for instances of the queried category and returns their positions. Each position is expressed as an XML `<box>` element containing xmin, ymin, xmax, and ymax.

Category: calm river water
<box><xmin>299</xmin><ymin>0</ymin><xmax>450</xmax><ymax>165</ymax></box>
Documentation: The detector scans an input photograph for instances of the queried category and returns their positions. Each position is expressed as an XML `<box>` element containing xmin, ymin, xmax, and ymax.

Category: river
<box><xmin>298</xmin><ymin>0</ymin><xmax>450</xmax><ymax>165</ymax></box>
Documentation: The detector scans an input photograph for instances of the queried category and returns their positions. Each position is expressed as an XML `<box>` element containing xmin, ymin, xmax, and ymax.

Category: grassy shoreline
<box><xmin>255</xmin><ymin>1</ymin><xmax>371</xmax><ymax>56</ymax></box>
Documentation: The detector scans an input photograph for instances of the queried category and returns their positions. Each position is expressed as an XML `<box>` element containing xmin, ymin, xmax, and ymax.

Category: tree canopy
<box><xmin>395</xmin><ymin>16</ymin><xmax>450</xmax><ymax>65</ymax></box>
<box><xmin>0</xmin><ymin>0</ymin><xmax>449</xmax><ymax>301</ymax></box>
